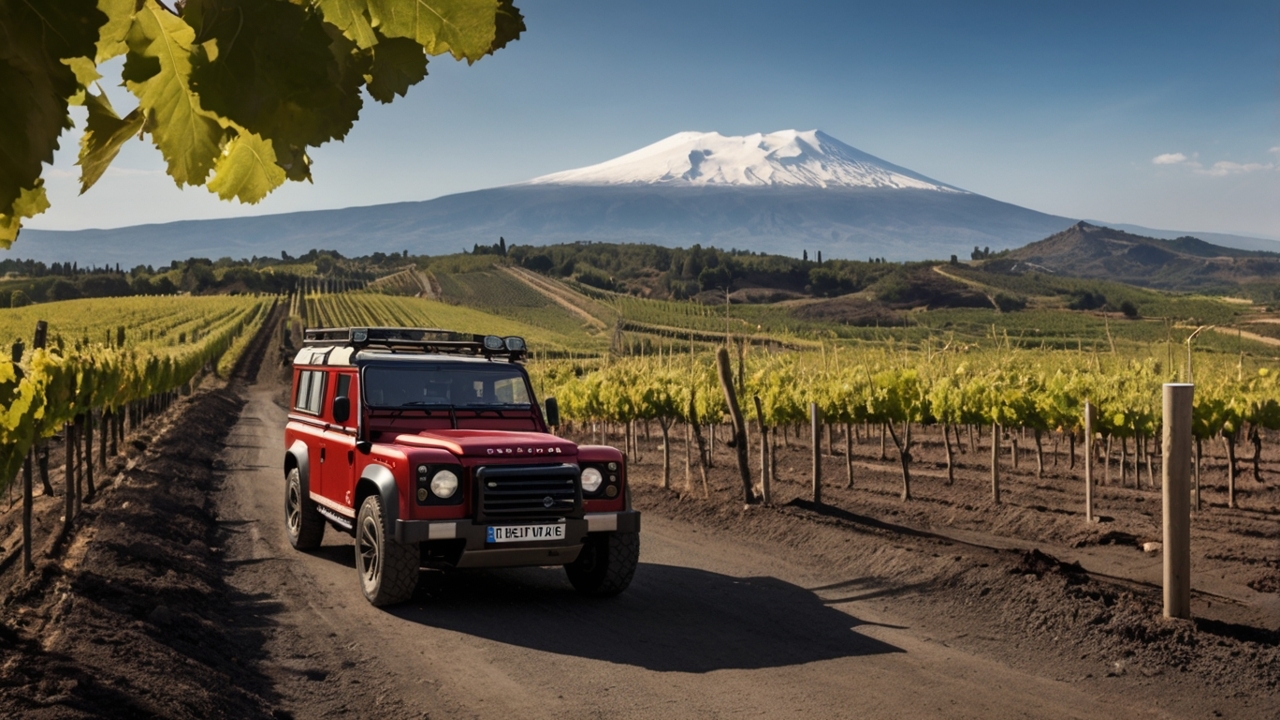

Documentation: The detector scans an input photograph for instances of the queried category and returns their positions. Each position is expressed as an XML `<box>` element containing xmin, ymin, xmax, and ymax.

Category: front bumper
<box><xmin>394</xmin><ymin>510</ymin><xmax>641</xmax><ymax>568</ymax></box>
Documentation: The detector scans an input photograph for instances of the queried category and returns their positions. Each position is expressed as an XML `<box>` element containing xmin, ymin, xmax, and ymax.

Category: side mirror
<box><xmin>544</xmin><ymin>397</ymin><xmax>560</xmax><ymax>429</ymax></box>
<box><xmin>332</xmin><ymin>395</ymin><xmax>350</xmax><ymax>424</ymax></box>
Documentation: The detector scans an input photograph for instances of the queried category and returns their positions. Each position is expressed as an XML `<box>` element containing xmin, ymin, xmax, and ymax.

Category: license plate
<box><xmin>487</xmin><ymin>524</ymin><xmax>566</xmax><ymax>544</ymax></box>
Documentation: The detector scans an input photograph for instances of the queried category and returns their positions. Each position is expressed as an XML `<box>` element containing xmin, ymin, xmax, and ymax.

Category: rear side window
<box><xmin>294</xmin><ymin>370</ymin><xmax>326</xmax><ymax>415</ymax></box>
<box><xmin>295</xmin><ymin>371</ymin><xmax>312</xmax><ymax>410</ymax></box>
<box><xmin>308</xmin><ymin>372</ymin><xmax>325</xmax><ymax>414</ymax></box>
<box><xmin>336</xmin><ymin>374</ymin><xmax>351</xmax><ymax>400</ymax></box>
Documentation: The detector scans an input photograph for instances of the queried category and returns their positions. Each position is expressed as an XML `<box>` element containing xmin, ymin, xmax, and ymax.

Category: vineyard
<box><xmin>292</xmin><ymin>291</ymin><xmax>608</xmax><ymax>356</ymax></box>
<box><xmin>2</xmin><ymin>281</ymin><xmax>1278</xmax><ymax>718</ymax></box>
<box><xmin>280</xmin><ymin>281</ymin><xmax>1280</xmax><ymax>513</ymax></box>
<box><xmin>0</xmin><ymin>296</ymin><xmax>274</xmax><ymax>517</ymax></box>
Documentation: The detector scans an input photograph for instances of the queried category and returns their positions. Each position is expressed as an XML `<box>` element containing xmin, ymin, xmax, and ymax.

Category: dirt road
<box><xmin>209</xmin><ymin>378</ymin><xmax>1270</xmax><ymax>719</ymax></box>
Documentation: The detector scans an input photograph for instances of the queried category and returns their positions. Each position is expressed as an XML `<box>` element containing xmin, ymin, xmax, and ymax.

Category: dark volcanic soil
<box><xmin>584</xmin><ymin>421</ymin><xmax>1280</xmax><ymax>708</ymax></box>
<box><xmin>2</xmin><ymin>320</ymin><xmax>1277</xmax><ymax>718</ymax></box>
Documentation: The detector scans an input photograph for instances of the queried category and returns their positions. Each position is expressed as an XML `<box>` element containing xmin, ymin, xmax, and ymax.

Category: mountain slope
<box><xmin>14</xmin><ymin>184</ymin><xmax>1077</xmax><ymax>266</ymax></box>
<box><xmin>997</xmin><ymin>222</ymin><xmax>1280</xmax><ymax>288</ymax></box>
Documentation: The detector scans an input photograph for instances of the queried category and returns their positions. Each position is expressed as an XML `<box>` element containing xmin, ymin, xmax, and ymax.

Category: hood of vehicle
<box><xmin>393</xmin><ymin>429</ymin><xmax>578</xmax><ymax>459</ymax></box>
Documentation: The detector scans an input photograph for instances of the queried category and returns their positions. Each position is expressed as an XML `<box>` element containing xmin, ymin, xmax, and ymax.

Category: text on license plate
<box><xmin>487</xmin><ymin>524</ymin><xmax>566</xmax><ymax>543</ymax></box>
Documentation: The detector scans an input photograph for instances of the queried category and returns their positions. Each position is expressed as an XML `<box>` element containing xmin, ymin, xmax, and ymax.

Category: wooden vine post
<box><xmin>991</xmin><ymin>423</ymin><xmax>1001</xmax><ymax>504</ymax></box>
<box><xmin>715</xmin><ymin>348</ymin><xmax>754</xmax><ymax>504</ymax></box>
<box><xmin>753</xmin><ymin>396</ymin><xmax>771</xmax><ymax>504</ymax></box>
<box><xmin>845</xmin><ymin>423</ymin><xmax>855</xmax><ymax>488</ymax></box>
<box><xmin>810</xmin><ymin>403</ymin><xmax>822</xmax><ymax>505</ymax></box>
<box><xmin>1084</xmin><ymin>400</ymin><xmax>1094</xmax><ymax>524</ymax></box>
<box><xmin>21</xmin><ymin>321</ymin><xmax>46</xmax><ymax>574</ymax></box>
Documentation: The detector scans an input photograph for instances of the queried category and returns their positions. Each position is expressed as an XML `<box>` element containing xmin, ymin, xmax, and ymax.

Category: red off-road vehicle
<box><xmin>284</xmin><ymin>327</ymin><xmax>640</xmax><ymax>606</ymax></box>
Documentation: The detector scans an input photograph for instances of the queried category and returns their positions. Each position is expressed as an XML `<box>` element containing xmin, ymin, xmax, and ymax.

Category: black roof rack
<box><xmin>302</xmin><ymin>327</ymin><xmax>528</xmax><ymax>362</ymax></box>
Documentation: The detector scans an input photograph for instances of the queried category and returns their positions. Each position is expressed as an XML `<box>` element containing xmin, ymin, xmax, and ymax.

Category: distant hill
<box><xmin>994</xmin><ymin>222</ymin><xmax>1280</xmax><ymax>289</ymax></box>
<box><xmin>1084</xmin><ymin>221</ymin><xmax>1280</xmax><ymax>255</ymax></box>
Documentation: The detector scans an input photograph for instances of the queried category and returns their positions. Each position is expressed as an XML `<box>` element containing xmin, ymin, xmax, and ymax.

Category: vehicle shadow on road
<box><xmin>379</xmin><ymin>562</ymin><xmax>904</xmax><ymax>672</ymax></box>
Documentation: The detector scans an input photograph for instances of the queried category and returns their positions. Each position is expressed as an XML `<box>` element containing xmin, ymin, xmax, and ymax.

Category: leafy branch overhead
<box><xmin>0</xmin><ymin>0</ymin><xmax>524</xmax><ymax>247</ymax></box>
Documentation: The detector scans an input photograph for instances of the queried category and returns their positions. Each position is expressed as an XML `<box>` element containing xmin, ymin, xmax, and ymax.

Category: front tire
<box><xmin>565</xmin><ymin>532</ymin><xmax>639</xmax><ymax>596</ymax></box>
<box><xmin>355</xmin><ymin>495</ymin><xmax>419</xmax><ymax>606</ymax></box>
<box><xmin>285</xmin><ymin>468</ymin><xmax>325</xmax><ymax>550</ymax></box>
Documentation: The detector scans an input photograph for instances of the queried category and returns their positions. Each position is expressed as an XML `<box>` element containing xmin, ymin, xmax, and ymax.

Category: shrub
<box><xmin>993</xmin><ymin>292</ymin><xmax>1027</xmax><ymax>312</ymax></box>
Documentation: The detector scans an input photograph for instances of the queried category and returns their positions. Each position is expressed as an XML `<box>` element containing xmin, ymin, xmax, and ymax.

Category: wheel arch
<box><xmin>285</xmin><ymin>439</ymin><xmax>310</xmax><ymax>488</ymax></box>
<box><xmin>356</xmin><ymin>463</ymin><xmax>399</xmax><ymax>538</ymax></box>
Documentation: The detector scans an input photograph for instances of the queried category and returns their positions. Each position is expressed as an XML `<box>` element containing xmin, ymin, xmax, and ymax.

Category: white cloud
<box><xmin>1153</xmin><ymin>148</ymin><xmax>1278</xmax><ymax>177</ymax></box>
<box><xmin>1197</xmin><ymin>160</ymin><xmax>1274</xmax><ymax>177</ymax></box>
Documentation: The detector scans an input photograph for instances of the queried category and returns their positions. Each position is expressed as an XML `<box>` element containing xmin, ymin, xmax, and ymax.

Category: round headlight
<box><xmin>581</xmin><ymin>467</ymin><xmax>604</xmax><ymax>493</ymax></box>
<box><xmin>430</xmin><ymin>469</ymin><xmax>459</xmax><ymax>499</ymax></box>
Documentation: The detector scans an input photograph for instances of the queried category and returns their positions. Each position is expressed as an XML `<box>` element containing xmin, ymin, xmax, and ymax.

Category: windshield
<box><xmin>363</xmin><ymin>363</ymin><xmax>533</xmax><ymax>409</ymax></box>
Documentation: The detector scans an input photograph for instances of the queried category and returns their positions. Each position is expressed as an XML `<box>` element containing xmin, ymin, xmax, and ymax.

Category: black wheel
<box><xmin>565</xmin><ymin>532</ymin><xmax>639</xmax><ymax>596</ymax></box>
<box><xmin>285</xmin><ymin>467</ymin><xmax>325</xmax><ymax>550</ymax></box>
<box><xmin>355</xmin><ymin>495</ymin><xmax>419</xmax><ymax>606</ymax></box>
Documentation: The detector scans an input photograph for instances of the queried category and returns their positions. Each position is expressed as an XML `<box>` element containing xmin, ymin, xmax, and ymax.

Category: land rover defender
<box><xmin>284</xmin><ymin>327</ymin><xmax>640</xmax><ymax>606</ymax></box>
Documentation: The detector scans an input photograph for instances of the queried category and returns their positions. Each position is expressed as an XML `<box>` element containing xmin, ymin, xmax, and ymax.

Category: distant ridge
<box><xmin>998</xmin><ymin>221</ymin><xmax>1280</xmax><ymax>289</ymax></box>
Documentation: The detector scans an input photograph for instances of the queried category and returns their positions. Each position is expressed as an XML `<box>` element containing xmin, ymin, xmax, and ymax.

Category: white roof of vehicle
<box><xmin>292</xmin><ymin>347</ymin><xmax>515</xmax><ymax>368</ymax></box>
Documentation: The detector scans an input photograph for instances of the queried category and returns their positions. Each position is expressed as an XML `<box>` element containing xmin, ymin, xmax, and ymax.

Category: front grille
<box><xmin>476</xmin><ymin>464</ymin><xmax>582</xmax><ymax>521</ymax></box>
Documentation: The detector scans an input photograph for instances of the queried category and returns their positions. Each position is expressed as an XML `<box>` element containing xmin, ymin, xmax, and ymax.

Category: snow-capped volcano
<box><xmin>526</xmin><ymin>129</ymin><xmax>964</xmax><ymax>192</ymax></box>
<box><xmin>19</xmin><ymin>130</ymin><xmax>1089</xmax><ymax>265</ymax></box>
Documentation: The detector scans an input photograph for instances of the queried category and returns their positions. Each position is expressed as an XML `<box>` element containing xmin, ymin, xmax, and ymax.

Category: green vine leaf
<box><xmin>207</xmin><ymin>130</ymin><xmax>287</xmax><ymax>203</ymax></box>
<box><xmin>78</xmin><ymin>90</ymin><xmax>145</xmax><ymax>193</ymax></box>
<box><xmin>124</xmin><ymin>0</ymin><xmax>226</xmax><ymax>187</ymax></box>
<box><xmin>367</xmin><ymin>0</ymin><xmax>501</xmax><ymax>63</ymax></box>
<box><xmin>187</xmin><ymin>0</ymin><xmax>365</xmax><ymax>151</ymax></box>
<box><xmin>313</xmin><ymin>0</ymin><xmax>379</xmax><ymax>49</ymax></box>
<box><xmin>0</xmin><ymin>0</ymin><xmax>103</xmax><ymax>239</ymax></box>
<box><xmin>489</xmin><ymin>0</ymin><xmax>525</xmax><ymax>53</ymax></box>
<box><xmin>95</xmin><ymin>0</ymin><xmax>137</xmax><ymax>62</ymax></box>
<box><xmin>0</xmin><ymin>182</ymin><xmax>51</xmax><ymax>248</ymax></box>
<box><xmin>365</xmin><ymin>35</ymin><xmax>429</xmax><ymax>103</ymax></box>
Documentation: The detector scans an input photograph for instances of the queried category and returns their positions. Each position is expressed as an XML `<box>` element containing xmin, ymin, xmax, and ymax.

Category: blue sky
<box><xmin>28</xmin><ymin>0</ymin><xmax>1280</xmax><ymax>239</ymax></box>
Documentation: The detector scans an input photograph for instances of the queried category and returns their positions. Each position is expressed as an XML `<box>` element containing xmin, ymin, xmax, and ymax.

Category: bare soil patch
<box><xmin>579</xmin><ymin>421</ymin><xmax>1280</xmax><ymax>709</ymax></box>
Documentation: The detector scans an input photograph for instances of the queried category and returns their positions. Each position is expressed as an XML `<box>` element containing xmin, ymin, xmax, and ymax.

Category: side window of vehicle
<box><xmin>294</xmin><ymin>370</ymin><xmax>326</xmax><ymax>415</ymax></box>
<box><xmin>308</xmin><ymin>371</ymin><xmax>326</xmax><ymax>415</ymax></box>
<box><xmin>336</xmin><ymin>374</ymin><xmax>351</xmax><ymax>401</ymax></box>
<box><xmin>294</xmin><ymin>370</ymin><xmax>312</xmax><ymax>411</ymax></box>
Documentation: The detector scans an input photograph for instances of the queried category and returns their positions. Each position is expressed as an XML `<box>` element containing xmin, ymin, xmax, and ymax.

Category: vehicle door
<box><xmin>321</xmin><ymin>372</ymin><xmax>359</xmax><ymax>509</ymax></box>
<box><xmin>292</xmin><ymin>368</ymin><xmax>327</xmax><ymax>500</ymax></box>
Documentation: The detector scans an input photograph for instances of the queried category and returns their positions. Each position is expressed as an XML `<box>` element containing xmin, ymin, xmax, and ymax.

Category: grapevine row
<box><xmin>532</xmin><ymin>345</ymin><xmax>1279</xmax><ymax>505</ymax></box>
<box><xmin>1</xmin><ymin>298</ymin><xmax>274</xmax><ymax>492</ymax></box>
